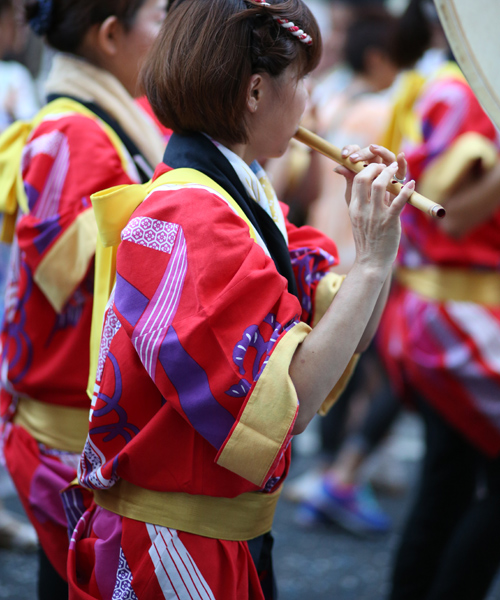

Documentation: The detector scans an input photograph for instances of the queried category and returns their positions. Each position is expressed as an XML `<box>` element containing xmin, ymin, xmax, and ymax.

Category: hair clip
<box><xmin>251</xmin><ymin>0</ymin><xmax>313</xmax><ymax>45</ymax></box>
<box><xmin>29</xmin><ymin>0</ymin><xmax>54</xmax><ymax>36</ymax></box>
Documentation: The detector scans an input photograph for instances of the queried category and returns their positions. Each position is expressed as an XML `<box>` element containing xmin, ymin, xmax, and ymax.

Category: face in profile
<box><xmin>117</xmin><ymin>0</ymin><xmax>168</xmax><ymax>95</ymax></box>
<box><xmin>249</xmin><ymin>67</ymin><xmax>309</xmax><ymax>160</ymax></box>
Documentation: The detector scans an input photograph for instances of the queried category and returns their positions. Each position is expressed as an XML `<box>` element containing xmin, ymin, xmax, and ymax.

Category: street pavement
<box><xmin>1</xmin><ymin>444</ymin><xmax>500</xmax><ymax>599</ymax></box>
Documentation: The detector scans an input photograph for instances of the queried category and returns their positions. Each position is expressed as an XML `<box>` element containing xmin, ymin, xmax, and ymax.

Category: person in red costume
<box><xmin>376</xmin><ymin>2</ymin><xmax>500</xmax><ymax>598</ymax></box>
<box><xmin>0</xmin><ymin>0</ymin><xmax>166</xmax><ymax>597</ymax></box>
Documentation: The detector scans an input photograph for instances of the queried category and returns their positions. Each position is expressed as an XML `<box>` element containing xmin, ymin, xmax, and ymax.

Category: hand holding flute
<box><xmin>293</xmin><ymin>126</ymin><xmax>446</xmax><ymax>219</ymax></box>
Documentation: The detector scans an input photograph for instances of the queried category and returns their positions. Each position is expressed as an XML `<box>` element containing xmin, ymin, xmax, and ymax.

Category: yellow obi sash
<box><xmin>88</xmin><ymin>168</ymin><xmax>260</xmax><ymax>398</ymax></box>
<box><xmin>13</xmin><ymin>396</ymin><xmax>89</xmax><ymax>453</ymax></box>
<box><xmin>0</xmin><ymin>98</ymin><xmax>131</xmax><ymax>243</ymax></box>
<box><xmin>396</xmin><ymin>266</ymin><xmax>500</xmax><ymax>306</ymax></box>
<box><xmin>93</xmin><ymin>479</ymin><xmax>282</xmax><ymax>541</ymax></box>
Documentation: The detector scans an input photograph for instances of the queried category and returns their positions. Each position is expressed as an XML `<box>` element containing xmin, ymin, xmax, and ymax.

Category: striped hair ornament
<box><xmin>251</xmin><ymin>0</ymin><xmax>313</xmax><ymax>46</ymax></box>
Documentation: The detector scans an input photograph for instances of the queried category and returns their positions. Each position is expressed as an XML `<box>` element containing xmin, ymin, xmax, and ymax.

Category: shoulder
<box><xmin>118</xmin><ymin>181</ymin><xmax>267</xmax><ymax>280</ymax></box>
<box><xmin>0</xmin><ymin>61</ymin><xmax>31</xmax><ymax>83</ymax></box>
<box><xmin>24</xmin><ymin>110</ymin><xmax>128</xmax><ymax>174</ymax></box>
<box><xmin>136</xmin><ymin>181</ymin><xmax>258</xmax><ymax>240</ymax></box>
<box><xmin>115</xmin><ymin>181</ymin><xmax>278</xmax><ymax>321</ymax></box>
<box><xmin>422</xmin><ymin>72</ymin><xmax>473</xmax><ymax>111</ymax></box>
<box><xmin>31</xmin><ymin>111</ymin><xmax>114</xmax><ymax>147</ymax></box>
<box><xmin>421</xmin><ymin>73</ymin><xmax>496</xmax><ymax>138</ymax></box>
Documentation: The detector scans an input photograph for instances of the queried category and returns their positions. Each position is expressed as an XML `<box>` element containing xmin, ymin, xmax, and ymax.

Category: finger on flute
<box><xmin>293</xmin><ymin>126</ymin><xmax>446</xmax><ymax>219</ymax></box>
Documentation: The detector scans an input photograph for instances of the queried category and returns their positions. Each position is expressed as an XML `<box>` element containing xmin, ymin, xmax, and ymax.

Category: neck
<box><xmin>224</xmin><ymin>141</ymin><xmax>257</xmax><ymax>166</ymax></box>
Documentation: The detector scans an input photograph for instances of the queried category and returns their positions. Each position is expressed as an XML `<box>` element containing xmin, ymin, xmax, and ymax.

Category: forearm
<box><xmin>290</xmin><ymin>262</ymin><xmax>390</xmax><ymax>433</ymax></box>
<box><xmin>356</xmin><ymin>272</ymin><xmax>391</xmax><ymax>352</ymax></box>
<box><xmin>439</xmin><ymin>163</ymin><xmax>500</xmax><ymax>238</ymax></box>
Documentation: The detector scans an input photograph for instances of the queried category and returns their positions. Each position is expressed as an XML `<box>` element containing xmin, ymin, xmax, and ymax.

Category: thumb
<box><xmin>334</xmin><ymin>166</ymin><xmax>354</xmax><ymax>206</ymax></box>
<box><xmin>333</xmin><ymin>165</ymin><xmax>355</xmax><ymax>181</ymax></box>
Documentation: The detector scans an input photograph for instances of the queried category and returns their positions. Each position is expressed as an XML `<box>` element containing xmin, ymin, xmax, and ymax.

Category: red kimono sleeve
<box><xmin>17</xmin><ymin>114</ymin><xmax>135</xmax><ymax>312</ymax></box>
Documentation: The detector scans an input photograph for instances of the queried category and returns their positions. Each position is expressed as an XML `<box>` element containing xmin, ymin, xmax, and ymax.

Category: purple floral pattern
<box><xmin>289</xmin><ymin>247</ymin><xmax>335</xmax><ymax>323</ymax></box>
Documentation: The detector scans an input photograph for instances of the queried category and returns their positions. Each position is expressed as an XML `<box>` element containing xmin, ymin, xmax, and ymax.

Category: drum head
<box><xmin>435</xmin><ymin>0</ymin><xmax>500</xmax><ymax>129</ymax></box>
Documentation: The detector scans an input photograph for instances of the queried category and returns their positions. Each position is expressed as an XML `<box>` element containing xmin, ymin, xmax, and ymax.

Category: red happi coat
<box><xmin>69</xmin><ymin>163</ymin><xmax>340</xmax><ymax>599</ymax></box>
<box><xmin>0</xmin><ymin>105</ymin><xmax>140</xmax><ymax>579</ymax></box>
<box><xmin>378</xmin><ymin>64</ymin><xmax>500</xmax><ymax>456</ymax></box>
<box><xmin>80</xmin><ymin>163</ymin><xmax>339</xmax><ymax>497</ymax></box>
<box><xmin>1</xmin><ymin>111</ymin><xmax>137</xmax><ymax>415</ymax></box>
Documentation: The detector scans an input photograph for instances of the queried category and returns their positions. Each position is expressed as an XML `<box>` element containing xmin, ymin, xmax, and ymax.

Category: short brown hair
<box><xmin>143</xmin><ymin>0</ymin><xmax>322</xmax><ymax>145</ymax></box>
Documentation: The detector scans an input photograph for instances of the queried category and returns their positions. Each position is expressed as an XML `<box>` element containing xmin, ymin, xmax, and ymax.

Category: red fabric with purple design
<box><xmin>68</xmin><ymin>506</ymin><xmax>266</xmax><ymax>600</ymax></box>
<box><xmin>1</xmin><ymin>113</ymin><xmax>135</xmax><ymax>413</ymax></box>
<box><xmin>2</xmin><ymin>423</ymin><xmax>91</xmax><ymax>579</ymax></box>
<box><xmin>378</xmin><ymin>65</ymin><xmax>500</xmax><ymax>456</ymax></box>
<box><xmin>0</xmin><ymin>111</ymin><xmax>137</xmax><ymax>578</ymax></box>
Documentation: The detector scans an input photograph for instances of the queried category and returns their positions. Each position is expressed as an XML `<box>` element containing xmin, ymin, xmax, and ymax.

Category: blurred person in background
<box><xmin>291</xmin><ymin>7</ymin><xmax>403</xmax><ymax>536</ymax></box>
<box><xmin>0</xmin><ymin>0</ymin><xmax>39</xmax><ymax>130</ymax></box>
<box><xmin>375</xmin><ymin>0</ymin><xmax>500</xmax><ymax>598</ymax></box>
<box><xmin>309</xmin><ymin>6</ymin><xmax>400</xmax><ymax>266</ymax></box>
<box><xmin>0</xmin><ymin>0</ymin><xmax>39</xmax><ymax>555</ymax></box>
<box><xmin>313</xmin><ymin>0</ymin><xmax>387</xmax><ymax>117</ymax></box>
<box><xmin>0</xmin><ymin>0</ymin><xmax>166</xmax><ymax>597</ymax></box>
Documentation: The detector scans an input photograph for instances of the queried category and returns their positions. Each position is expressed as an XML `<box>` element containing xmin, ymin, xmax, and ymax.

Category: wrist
<box><xmin>351</xmin><ymin>259</ymin><xmax>391</xmax><ymax>284</ymax></box>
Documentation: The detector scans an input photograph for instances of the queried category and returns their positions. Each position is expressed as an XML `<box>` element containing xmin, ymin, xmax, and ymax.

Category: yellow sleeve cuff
<box><xmin>34</xmin><ymin>208</ymin><xmax>98</xmax><ymax>313</ymax></box>
<box><xmin>317</xmin><ymin>353</ymin><xmax>360</xmax><ymax>416</ymax></box>
<box><xmin>312</xmin><ymin>272</ymin><xmax>345</xmax><ymax>327</ymax></box>
<box><xmin>419</xmin><ymin>132</ymin><xmax>497</xmax><ymax>202</ymax></box>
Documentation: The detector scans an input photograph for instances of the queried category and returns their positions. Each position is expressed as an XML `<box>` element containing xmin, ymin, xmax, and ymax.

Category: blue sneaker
<box><xmin>294</xmin><ymin>502</ymin><xmax>329</xmax><ymax>528</ymax></box>
<box><xmin>301</xmin><ymin>477</ymin><xmax>391</xmax><ymax>535</ymax></box>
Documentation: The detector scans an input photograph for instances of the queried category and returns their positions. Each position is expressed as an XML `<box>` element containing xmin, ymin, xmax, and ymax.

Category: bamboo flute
<box><xmin>293</xmin><ymin>126</ymin><xmax>446</xmax><ymax>219</ymax></box>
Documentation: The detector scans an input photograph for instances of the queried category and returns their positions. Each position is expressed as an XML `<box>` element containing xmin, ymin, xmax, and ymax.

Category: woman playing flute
<box><xmin>67</xmin><ymin>1</ymin><xmax>413</xmax><ymax>598</ymax></box>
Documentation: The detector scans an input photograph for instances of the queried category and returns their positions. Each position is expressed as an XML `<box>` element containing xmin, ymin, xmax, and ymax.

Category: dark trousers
<box><xmin>38</xmin><ymin>547</ymin><xmax>68</xmax><ymax>600</ymax></box>
<box><xmin>389</xmin><ymin>397</ymin><xmax>500</xmax><ymax>600</ymax></box>
<box><xmin>320</xmin><ymin>346</ymin><xmax>400</xmax><ymax>455</ymax></box>
<box><xmin>248</xmin><ymin>532</ymin><xmax>277</xmax><ymax>599</ymax></box>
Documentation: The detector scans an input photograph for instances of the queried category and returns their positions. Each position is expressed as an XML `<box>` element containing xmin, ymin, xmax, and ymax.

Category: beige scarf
<box><xmin>44</xmin><ymin>53</ymin><xmax>164</xmax><ymax>169</ymax></box>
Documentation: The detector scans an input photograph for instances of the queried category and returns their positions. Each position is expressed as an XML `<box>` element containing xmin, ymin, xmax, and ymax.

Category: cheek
<box><xmin>144</xmin><ymin>21</ymin><xmax>163</xmax><ymax>44</ymax></box>
<box><xmin>129</xmin><ymin>23</ymin><xmax>162</xmax><ymax>59</ymax></box>
<box><xmin>294</xmin><ymin>88</ymin><xmax>308</xmax><ymax>119</ymax></box>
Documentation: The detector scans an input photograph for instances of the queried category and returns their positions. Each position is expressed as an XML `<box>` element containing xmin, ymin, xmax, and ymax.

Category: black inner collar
<box><xmin>163</xmin><ymin>132</ymin><xmax>299</xmax><ymax>299</ymax></box>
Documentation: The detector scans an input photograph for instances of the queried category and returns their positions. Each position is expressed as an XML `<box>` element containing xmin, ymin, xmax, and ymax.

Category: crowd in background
<box><xmin>1</xmin><ymin>0</ymin><xmax>500</xmax><ymax>599</ymax></box>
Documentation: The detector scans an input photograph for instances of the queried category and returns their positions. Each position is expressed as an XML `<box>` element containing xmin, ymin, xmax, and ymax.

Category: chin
<box><xmin>273</xmin><ymin>140</ymin><xmax>293</xmax><ymax>159</ymax></box>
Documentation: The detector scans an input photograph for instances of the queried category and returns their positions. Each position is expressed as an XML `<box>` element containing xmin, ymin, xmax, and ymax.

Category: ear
<box><xmin>364</xmin><ymin>48</ymin><xmax>384</xmax><ymax>74</ymax></box>
<box><xmin>247</xmin><ymin>74</ymin><xmax>263</xmax><ymax>113</ymax></box>
<box><xmin>96</xmin><ymin>15</ymin><xmax>122</xmax><ymax>57</ymax></box>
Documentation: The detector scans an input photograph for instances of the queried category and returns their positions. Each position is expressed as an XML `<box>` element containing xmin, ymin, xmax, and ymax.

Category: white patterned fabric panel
<box><xmin>122</xmin><ymin>217</ymin><xmax>179</xmax><ymax>254</ymax></box>
<box><xmin>112</xmin><ymin>548</ymin><xmax>139</xmax><ymax>600</ymax></box>
<box><xmin>97</xmin><ymin>301</ymin><xmax>121</xmax><ymax>381</ymax></box>
<box><xmin>80</xmin><ymin>436</ymin><xmax>118</xmax><ymax>490</ymax></box>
